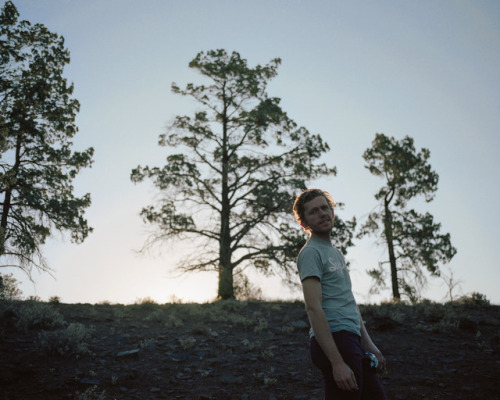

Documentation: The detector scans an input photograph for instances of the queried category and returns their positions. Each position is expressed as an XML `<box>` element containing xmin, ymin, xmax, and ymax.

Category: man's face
<box><xmin>302</xmin><ymin>195</ymin><xmax>334</xmax><ymax>236</ymax></box>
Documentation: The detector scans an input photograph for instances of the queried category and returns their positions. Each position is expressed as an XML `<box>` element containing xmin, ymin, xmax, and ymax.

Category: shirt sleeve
<box><xmin>297</xmin><ymin>247</ymin><xmax>323</xmax><ymax>282</ymax></box>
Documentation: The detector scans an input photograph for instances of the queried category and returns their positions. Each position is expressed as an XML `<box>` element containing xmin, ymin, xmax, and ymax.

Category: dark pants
<box><xmin>310</xmin><ymin>330</ymin><xmax>386</xmax><ymax>400</ymax></box>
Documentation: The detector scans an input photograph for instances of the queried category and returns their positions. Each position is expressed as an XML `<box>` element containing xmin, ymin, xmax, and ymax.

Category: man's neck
<box><xmin>310</xmin><ymin>231</ymin><xmax>331</xmax><ymax>242</ymax></box>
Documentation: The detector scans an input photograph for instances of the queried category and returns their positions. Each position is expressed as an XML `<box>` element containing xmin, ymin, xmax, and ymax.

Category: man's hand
<box><xmin>359</xmin><ymin>311</ymin><xmax>387</xmax><ymax>373</ymax></box>
<box><xmin>332</xmin><ymin>361</ymin><xmax>358</xmax><ymax>392</ymax></box>
<box><xmin>365</xmin><ymin>342</ymin><xmax>386</xmax><ymax>372</ymax></box>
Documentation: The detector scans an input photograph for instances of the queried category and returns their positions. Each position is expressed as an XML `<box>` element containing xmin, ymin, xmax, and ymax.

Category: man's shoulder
<box><xmin>298</xmin><ymin>239</ymin><xmax>322</xmax><ymax>257</ymax></box>
<box><xmin>302</xmin><ymin>237</ymin><xmax>336</xmax><ymax>253</ymax></box>
<box><xmin>298</xmin><ymin>244</ymin><xmax>316</xmax><ymax>261</ymax></box>
<box><xmin>297</xmin><ymin>243</ymin><xmax>323</xmax><ymax>281</ymax></box>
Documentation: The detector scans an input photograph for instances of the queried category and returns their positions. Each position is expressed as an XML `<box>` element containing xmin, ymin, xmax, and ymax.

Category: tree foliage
<box><xmin>0</xmin><ymin>272</ymin><xmax>21</xmax><ymax>300</ymax></box>
<box><xmin>358</xmin><ymin>133</ymin><xmax>456</xmax><ymax>301</ymax></box>
<box><xmin>132</xmin><ymin>49</ymin><xmax>353</xmax><ymax>299</ymax></box>
<box><xmin>0</xmin><ymin>1</ymin><xmax>94</xmax><ymax>279</ymax></box>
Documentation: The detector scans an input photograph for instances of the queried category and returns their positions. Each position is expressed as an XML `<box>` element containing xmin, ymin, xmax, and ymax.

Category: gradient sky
<box><xmin>5</xmin><ymin>0</ymin><xmax>499</xmax><ymax>304</ymax></box>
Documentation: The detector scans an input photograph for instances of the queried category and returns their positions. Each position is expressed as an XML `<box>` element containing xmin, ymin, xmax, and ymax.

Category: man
<box><xmin>293</xmin><ymin>189</ymin><xmax>387</xmax><ymax>399</ymax></box>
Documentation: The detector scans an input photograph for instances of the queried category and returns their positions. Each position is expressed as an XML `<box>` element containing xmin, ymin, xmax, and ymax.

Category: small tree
<box><xmin>132</xmin><ymin>49</ymin><xmax>354</xmax><ymax>299</ymax></box>
<box><xmin>0</xmin><ymin>272</ymin><xmax>22</xmax><ymax>300</ymax></box>
<box><xmin>358</xmin><ymin>133</ymin><xmax>456</xmax><ymax>301</ymax></box>
<box><xmin>440</xmin><ymin>266</ymin><xmax>463</xmax><ymax>302</ymax></box>
<box><xmin>0</xmin><ymin>1</ymin><xmax>94</xmax><ymax>278</ymax></box>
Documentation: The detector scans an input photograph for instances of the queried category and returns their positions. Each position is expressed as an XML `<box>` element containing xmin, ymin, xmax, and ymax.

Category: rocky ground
<box><xmin>0</xmin><ymin>298</ymin><xmax>499</xmax><ymax>399</ymax></box>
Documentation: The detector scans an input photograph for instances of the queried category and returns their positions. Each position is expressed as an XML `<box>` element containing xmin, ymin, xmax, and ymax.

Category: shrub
<box><xmin>143</xmin><ymin>309</ymin><xmax>165</xmax><ymax>322</ymax></box>
<box><xmin>458</xmin><ymin>292</ymin><xmax>491</xmax><ymax>306</ymax></box>
<box><xmin>168</xmin><ymin>294</ymin><xmax>183</xmax><ymax>304</ymax></box>
<box><xmin>16</xmin><ymin>301</ymin><xmax>66</xmax><ymax>330</ymax></box>
<box><xmin>253</xmin><ymin>317</ymin><xmax>268</xmax><ymax>333</ymax></box>
<box><xmin>38</xmin><ymin>322</ymin><xmax>93</xmax><ymax>357</ymax></box>
<box><xmin>74</xmin><ymin>385</ymin><xmax>106</xmax><ymax>400</ymax></box>
<box><xmin>212</xmin><ymin>299</ymin><xmax>246</xmax><ymax>313</ymax></box>
<box><xmin>179</xmin><ymin>336</ymin><xmax>197</xmax><ymax>350</ymax></box>
<box><xmin>164</xmin><ymin>313</ymin><xmax>184</xmax><ymax>328</ymax></box>
<box><xmin>361</xmin><ymin>300</ymin><xmax>409</xmax><ymax>323</ymax></box>
<box><xmin>433</xmin><ymin>316</ymin><xmax>460</xmax><ymax>333</ymax></box>
<box><xmin>133</xmin><ymin>297</ymin><xmax>160</xmax><ymax>312</ymax></box>
<box><xmin>418</xmin><ymin>300</ymin><xmax>446</xmax><ymax>322</ymax></box>
<box><xmin>111</xmin><ymin>306</ymin><xmax>127</xmax><ymax>321</ymax></box>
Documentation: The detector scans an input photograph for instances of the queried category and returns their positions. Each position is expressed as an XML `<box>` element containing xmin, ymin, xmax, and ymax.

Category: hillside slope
<box><xmin>1</xmin><ymin>298</ymin><xmax>498</xmax><ymax>399</ymax></box>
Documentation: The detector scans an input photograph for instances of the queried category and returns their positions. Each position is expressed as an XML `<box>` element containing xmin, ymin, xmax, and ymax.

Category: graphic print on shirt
<box><xmin>328</xmin><ymin>257</ymin><xmax>346</xmax><ymax>273</ymax></box>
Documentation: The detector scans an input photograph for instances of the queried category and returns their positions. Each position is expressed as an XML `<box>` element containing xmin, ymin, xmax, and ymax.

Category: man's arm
<box><xmin>358</xmin><ymin>308</ymin><xmax>386</xmax><ymax>371</ymax></box>
<box><xmin>302</xmin><ymin>277</ymin><xmax>358</xmax><ymax>392</ymax></box>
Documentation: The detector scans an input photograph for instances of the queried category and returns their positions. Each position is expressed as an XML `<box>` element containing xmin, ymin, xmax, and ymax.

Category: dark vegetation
<box><xmin>1</xmin><ymin>296</ymin><xmax>498</xmax><ymax>399</ymax></box>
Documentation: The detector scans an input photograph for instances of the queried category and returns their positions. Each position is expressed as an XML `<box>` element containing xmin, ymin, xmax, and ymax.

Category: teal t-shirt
<box><xmin>297</xmin><ymin>236</ymin><xmax>361</xmax><ymax>337</ymax></box>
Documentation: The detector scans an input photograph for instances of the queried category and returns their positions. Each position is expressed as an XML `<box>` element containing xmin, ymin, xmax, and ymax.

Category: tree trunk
<box><xmin>0</xmin><ymin>188</ymin><xmax>11</xmax><ymax>256</ymax></box>
<box><xmin>218</xmin><ymin>86</ymin><xmax>234</xmax><ymax>300</ymax></box>
<box><xmin>384</xmin><ymin>198</ymin><xmax>400</xmax><ymax>300</ymax></box>
<box><xmin>0</xmin><ymin>134</ymin><xmax>21</xmax><ymax>256</ymax></box>
<box><xmin>218</xmin><ymin>185</ymin><xmax>234</xmax><ymax>299</ymax></box>
<box><xmin>218</xmin><ymin>263</ymin><xmax>234</xmax><ymax>300</ymax></box>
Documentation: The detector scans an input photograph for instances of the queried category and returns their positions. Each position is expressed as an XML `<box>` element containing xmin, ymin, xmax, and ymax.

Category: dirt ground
<box><xmin>1</xmin><ymin>299</ymin><xmax>499</xmax><ymax>399</ymax></box>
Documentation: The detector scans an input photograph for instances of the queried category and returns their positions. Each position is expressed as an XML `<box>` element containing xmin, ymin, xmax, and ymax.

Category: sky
<box><xmin>3</xmin><ymin>0</ymin><xmax>499</xmax><ymax>305</ymax></box>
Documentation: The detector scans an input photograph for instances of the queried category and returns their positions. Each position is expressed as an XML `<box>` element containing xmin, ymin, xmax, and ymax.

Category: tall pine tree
<box><xmin>132</xmin><ymin>49</ymin><xmax>354</xmax><ymax>299</ymax></box>
<box><xmin>359</xmin><ymin>133</ymin><xmax>456</xmax><ymax>301</ymax></box>
<box><xmin>0</xmin><ymin>1</ymin><xmax>94</xmax><ymax>280</ymax></box>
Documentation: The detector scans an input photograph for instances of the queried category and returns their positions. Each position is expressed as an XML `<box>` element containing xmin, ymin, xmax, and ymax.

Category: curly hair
<box><xmin>293</xmin><ymin>188</ymin><xmax>335</xmax><ymax>232</ymax></box>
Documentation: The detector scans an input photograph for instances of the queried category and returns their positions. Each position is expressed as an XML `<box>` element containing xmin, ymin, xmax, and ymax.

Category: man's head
<box><xmin>293</xmin><ymin>189</ymin><xmax>335</xmax><ymax>234</ymax></box>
